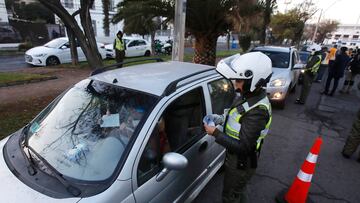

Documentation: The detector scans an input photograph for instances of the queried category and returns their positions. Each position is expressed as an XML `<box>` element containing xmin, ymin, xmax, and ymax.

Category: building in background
<box><xmin>324</xmin><ymin>24</ymin><xmax>360</xmax><ymax>48</ymax></box>
<box><xmin>59</xmin><ymin>0</ymin><xmax>123</xmax><ymax>43</ymax></box>
<box><xmin>0</xmin><ymin>0</ymin><xmax>8</xmax><ymax>23</ymax></box>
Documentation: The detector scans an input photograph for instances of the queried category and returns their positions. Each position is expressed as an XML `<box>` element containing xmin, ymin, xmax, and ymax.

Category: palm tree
<box><xmin>186</xmin><ymin>0</ymin><xmax>234</xmax><ymax>65</ymax></box>
<box><xmin>112</xmin><ymin>0</ymin><xmax>173</xmax><ymax>56</ymax></box>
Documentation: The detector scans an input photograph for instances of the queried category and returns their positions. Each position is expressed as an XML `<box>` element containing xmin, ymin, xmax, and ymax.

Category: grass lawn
<box><xmin>56</xmin><ymin>49</ymin><xmax>241</xmax><ymax>70</ymax></box>
<box><xmin>0</xmin><ymin>72</ymin><xmax>53</xmax><ymax>86</ymax></box>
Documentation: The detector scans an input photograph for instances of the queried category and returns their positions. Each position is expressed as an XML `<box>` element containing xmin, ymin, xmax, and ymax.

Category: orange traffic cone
<box><xmin>276</xmin><ymin>136</ymin><xmax>323</xmax><ymax>203</ymax></box>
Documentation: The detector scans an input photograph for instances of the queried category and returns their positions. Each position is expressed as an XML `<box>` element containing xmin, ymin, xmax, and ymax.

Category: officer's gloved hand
<box><xmin>203</xmin><ymin>114</ymin><xmax>224</xmax><ymax>126</ymax></box>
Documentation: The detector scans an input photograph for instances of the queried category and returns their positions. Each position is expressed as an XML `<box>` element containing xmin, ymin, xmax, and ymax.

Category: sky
<box><xmin>276</xmin><ymin>0</ymin><xmax>360</xmax><ymax>25</ymax></box>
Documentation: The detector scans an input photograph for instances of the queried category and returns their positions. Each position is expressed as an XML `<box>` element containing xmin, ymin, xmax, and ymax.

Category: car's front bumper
<box><xmin>266</xmin><ymin>86</ymin><xmax>289</xmax><ymax>101</ymax></box>
<box><xmin>25</xmin><ymin>55</ymin><xmax>46</xmax><ymax>66</ymax></box>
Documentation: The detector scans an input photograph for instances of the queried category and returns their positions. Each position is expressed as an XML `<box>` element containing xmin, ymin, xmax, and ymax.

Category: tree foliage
<box><xmin>270</xmin><ymin>0</ymin><xmax>316</xmax><ymax>45</ymax></box>
<box><xmin>6</xmin><ymin>2</ymin><xmax>55</xmax><ymax>23</ymax></box>
<box><xmin>303</xmin><ymin>19</ymin><xmax>339</xmax><ymax>43</ymax></box>
<box><xmin>112</xmin><ymin>0</ymin><xmax>173</xmax><ymax>55</ymax></box>
<box><xmin>259</xmin><ymin>0</ymin><xmax>277</xmax><ymax>44</ymax></box>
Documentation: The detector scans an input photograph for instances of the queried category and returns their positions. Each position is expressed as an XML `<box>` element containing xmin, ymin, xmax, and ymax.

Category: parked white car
<box><xmin>25</xmin><ymin>37</ymin><xmax>107</xmax><ymax>66</ymax></box>
<box><xmin>105</xmin><ymin>37</ymin><xmax>152</xmax><ymax>58</ymax></box>
<box><xmin>251</xmin><ymin>46</ymin><xmax>304</xmax><ymax>108</ymax></box>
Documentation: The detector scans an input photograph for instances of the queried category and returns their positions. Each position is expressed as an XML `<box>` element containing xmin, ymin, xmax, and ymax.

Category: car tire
<box><xmin>144</xmin><ymin>50</ymin><xmax>151</xmax><ymax>57</ymax></box>
<box><xmin>46</xmin><ymin>56</ymin><xmax>60</xmax><ymax>66</ymax></box>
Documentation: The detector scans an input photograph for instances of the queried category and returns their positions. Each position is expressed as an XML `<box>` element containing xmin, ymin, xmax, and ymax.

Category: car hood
<box><xmin>0</xmin><ymin>137</ymin><xmax>80</xmax><ymax>203</ymax></box>
<box><xmin>270</xmin><ymin>67</ymin><xmax>289</xmax><ymax>80</ymax></box>
<box><xmin>25</xmin><ymin>46</ymin><xmax>55</xmax><ymax>56</ymax></box>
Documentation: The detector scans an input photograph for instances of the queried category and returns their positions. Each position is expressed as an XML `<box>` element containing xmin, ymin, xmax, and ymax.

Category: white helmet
<box><xmin>216</xmin><ymin>52</ymin><xmax>272</xmax><ymax>92</ymax></box>
<box><xmin>306</xmin><ymin>44</ymin><xmax>321</xmax><ymax>52</ymax></box>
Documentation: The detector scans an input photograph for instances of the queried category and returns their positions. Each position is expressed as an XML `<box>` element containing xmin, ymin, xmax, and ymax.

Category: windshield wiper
<box><xmin>21</xmin><ymin>124</ymin><xmax>37</xmax><ymax>176</ymax></box>
<box><xmin>26</xmin><ymin>146</ymin><xmax>82</xmax><ymax>197</ymax></box>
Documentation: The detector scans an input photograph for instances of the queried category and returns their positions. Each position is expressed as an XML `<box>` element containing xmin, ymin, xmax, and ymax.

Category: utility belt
<box><xmin>227</xmin><ymin>149</ymin><xmax>258</xmax><ymax>170</ymax></box>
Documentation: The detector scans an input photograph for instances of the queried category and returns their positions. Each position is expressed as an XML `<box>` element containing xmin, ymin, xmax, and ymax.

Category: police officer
<box><xmin>204</xmin><ymin>52</ymin><xmax>273</xmax><ymax>203</ymax></box>
<box><xmin>114</xmin><ymin>31</ymin><xmax>126</xmax><ymax>68</ymax></box>
<box><xmin>295</xmin><ymin>44</ymin><xmax>322</xmax><ymax>104</ymax></box>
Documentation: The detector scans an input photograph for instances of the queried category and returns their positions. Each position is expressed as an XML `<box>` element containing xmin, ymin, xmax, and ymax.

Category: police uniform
<box><xmin>212</xmin><ymin>89</ymin><xmax>272</xmax><ymax>203</ymax></box>
<box><xmin>114</xmin><ymin>36</ymin><xmax>126</xmax><ymax>67</ymax></box>
<box><xmin>297</xmin><ymin>52</ymin><xmax>322</xmax><ymax>104</ymax></box>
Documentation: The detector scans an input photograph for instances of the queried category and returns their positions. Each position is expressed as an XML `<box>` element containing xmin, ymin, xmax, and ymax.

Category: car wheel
<box><xmin>144</xmin><ymin>50</ymin><xmax>151</xmax><ymax>57</ymax></box>
<box><xmin>46</xmin><ymin>56</ymin><xmax>60</xmax><ymax>66</ymax></box>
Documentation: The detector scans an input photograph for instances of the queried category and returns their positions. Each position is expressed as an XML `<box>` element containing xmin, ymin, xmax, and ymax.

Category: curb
<box><xmin>0</xmin><ymin>76</ymin><xmax>58</xmax><ymax>88</ymax></box>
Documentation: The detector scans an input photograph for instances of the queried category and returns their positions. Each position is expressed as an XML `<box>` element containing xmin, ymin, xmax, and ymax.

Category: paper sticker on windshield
<box><xmin>30</xmin><ymin>122</ymin><xmax>40</xmax><ymax>134</ymax></box>
<box><xmin>100</xmin><ymin>114</ymin><xmax>120</xmax><ymax>128</ymax></box>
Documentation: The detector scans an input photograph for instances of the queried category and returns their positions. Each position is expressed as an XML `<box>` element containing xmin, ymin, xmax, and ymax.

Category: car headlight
<box><xmin>270</xmin><ymin>78</ymin><xmax>286</xmax><ymax>87</ymax></box>
<box><xmin>33</xmin><ymin>53</ymin><xmax>47</xmax><ymax>57</ymax></box>
<box><xmin>301</xmin><ymin>69</ymin><xmax>305</xmax><ymax>73</ymax></box>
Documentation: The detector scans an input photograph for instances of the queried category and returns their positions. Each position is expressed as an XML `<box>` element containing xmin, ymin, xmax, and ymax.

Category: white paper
<box><xmin>100</xmin><ymin>114</ymin><xmax>120</xmax><ymax>128</ymax></box>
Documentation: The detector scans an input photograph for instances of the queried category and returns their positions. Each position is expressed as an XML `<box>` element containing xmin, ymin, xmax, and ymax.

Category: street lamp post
<box><xmin>172</xmin><ymin>0</ymin><xmax>187</xmax><ymax>61</ymax></box>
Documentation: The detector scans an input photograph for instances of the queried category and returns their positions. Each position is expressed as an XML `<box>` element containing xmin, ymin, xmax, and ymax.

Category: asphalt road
<box><xmin>194</xmin><ymin>76</ymin><xmax>360</xmax><ymax>203</ymax></box>
<box><xmin>0</xmin><ymin>54</ymin><xmax>31</xmax><ymax>72</ymax></box>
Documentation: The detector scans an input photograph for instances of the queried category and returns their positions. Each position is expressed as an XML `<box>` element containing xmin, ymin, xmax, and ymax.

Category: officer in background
<box><xmin>204</xmin><ymin>52</ymin><xmax>273</xmax><ymax>203</ymax></box>
<box><xmin>295</xmin><ymin>44</ymin><xmax>322</xmax><ymax>104</ymax></box>
<box><xmin>114</xmin><ymin>31</ymin><xmax>126</xmax><ymax>68</ymax></box>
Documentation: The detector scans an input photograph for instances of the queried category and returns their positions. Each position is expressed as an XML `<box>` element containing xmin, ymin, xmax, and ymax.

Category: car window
<box><xmin>137</xmin><ymin>88</ymin><xmax>205</xmax><ymax>186</ymax></box>
<box><xmin>138</xmin><ymin>40</ymin><xmax>146</xmax><ymax>46</ymax></box>
<box><xmin>44</xmin><ymin>38</ymin><xmax>68</xmax><ymax>48</ymax></box>
<box><xmin>27</xmin><ymin>80</ymin><xmax>158</xmax><ymax>181</ymax></box>
<box><xmin>254</xmin><ymin>50</ymin><xmax>290</xmax><ymax>68</ymax></box>
<box><xmin>128</xmin><ymin>40</ymin><xmax>138</xmax><ymax>47</ymax></box>
<box><xmin>208</xmin><ymin>79</ymin><xmax>235</xmax><ymax>115</ymax></box>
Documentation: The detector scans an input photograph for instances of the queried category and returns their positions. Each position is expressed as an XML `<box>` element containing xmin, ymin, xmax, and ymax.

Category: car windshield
<box><xmin>255</xmin><ymin>50</ymin><xmax>290</xmax><ymax>69</ymax></box>
<box><xmin>44</xmin><ymin>38</ymin><xmax>68</xmax><ymax>48</ymax></box>
<box><xmin>27</xmin><ymin>79</ymin><xmax>158</xmax><ymax>181</ymax></box>
<box><xmin>299</xmin><ymin>52</ymin><xmax>310</xmax><ymax>63</ymax></box>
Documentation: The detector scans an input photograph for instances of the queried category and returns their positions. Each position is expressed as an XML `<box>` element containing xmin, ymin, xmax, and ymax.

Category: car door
<box><xmin>137</xmin><ymin>40</ymin><xmax>147</xmax><ymax>56</ymax></box>
<box><xmin>57</xmin><ymin>42</ymin><xmax>71</xmax><ymax>63</ymax></box>
<box><xmin>132</xmin><ymin>86</ymin><xmax>215</xmax><ymax>203</ymax></box>
<box><xmin>76</xmin><ymin>40</ymin><xmax>86</xmax><ymax>61</ymax></box>
<box><xmin>291</xmin><ymin>51</ymin><xmax>301</xmax><ymax>87</ymax></box>
<box><xmin>126</xmin><ymin>40</ymin><xmax>138</xmax><ymax>57</ymax></box>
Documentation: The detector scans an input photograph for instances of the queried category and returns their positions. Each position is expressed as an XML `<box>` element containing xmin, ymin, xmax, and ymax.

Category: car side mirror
<box><xmin>60</xmin><ymin>45</ymin><xmax>68</xmax><ymax>49</ymax></box>
<box><xmin>156</xmin><ymin>152</ymin><xmax>188</xmax><ymax>182</ymax></box>
<box><xmin>293</xmin><ymin>64</ymin><xmax>304</xmax><ymax>69</ymax></box>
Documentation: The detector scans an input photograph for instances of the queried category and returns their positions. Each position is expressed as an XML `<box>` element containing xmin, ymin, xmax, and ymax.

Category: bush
<box><xmin>18</xmin><ymin>42</ymin><xmax>33</xmax><ymax>51</ymax></box>
<box><xmin>239</xmin><ymin>35</ymin><xmax>251</xmax><ymax>52</ymax></box>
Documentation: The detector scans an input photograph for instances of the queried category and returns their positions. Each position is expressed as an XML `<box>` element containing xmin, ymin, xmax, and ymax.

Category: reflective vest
<box><xmin>115</xmin><ymin>37</ymin><xmax>125</xmax><ymax>51</ymax></box>
<box><xmin>224</xmin><ymin>96</ymin><xmax>272</xmax><ymax>151</ymax></box>
<box><xmin>308</xmin><ymin>54</ymin><xmax>322</xmax><ymax>74</ymax></box>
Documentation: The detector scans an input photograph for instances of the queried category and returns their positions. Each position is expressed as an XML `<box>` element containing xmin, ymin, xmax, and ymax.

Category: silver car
<box><xmin>0</xmin><ymin>61</ymin><xmax>235</xmax><ymax>202</ymax></box>
<box><xmin>251</xmin><ymin>46</ymin><xmax>303</xmax><ymax>108</ymax></box>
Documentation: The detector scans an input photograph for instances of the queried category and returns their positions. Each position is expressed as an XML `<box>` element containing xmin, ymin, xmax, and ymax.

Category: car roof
<box><xmin>90</xmin><ymin>61</ymin><xmax>216</xmax><ymax>96</ymax></box>
<box><xmin>253</xmin><ymin>46</ymin><xmax>294</xmax><ymax>53</ymax></box>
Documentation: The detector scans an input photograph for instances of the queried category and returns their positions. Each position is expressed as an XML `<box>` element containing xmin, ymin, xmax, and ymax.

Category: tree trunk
<box><xmin>226</xmin><ymin>32</ymin><xmax>230</xmax><ymax>51</ymax></box>
<box><xmin>79</xmin><ymin>0</ymin><xmax>103</xmax><ymax>69</ymax></box>
<box><xmin>150</xmin><ymin>31</ymin><xmax>155</xmax><ymax>56</ymax></box>
<box><xmin>66</xmin><ymin>27</ymin><xmax>79</xmax><ymax>65</ymax></box>
<box><xmin>193</xmin><ymin>35</ymin><xmax>218</xmax><ymax>66</ymax></box>
<box><xmin>39</xmin><ymin>0</ymin><xmax>103</xmax><ymax>69</ymax></box>
<box><xmin>102</xmin><ymin>0</ymin><xmax>110</xmax><ymax>36</ymax></box>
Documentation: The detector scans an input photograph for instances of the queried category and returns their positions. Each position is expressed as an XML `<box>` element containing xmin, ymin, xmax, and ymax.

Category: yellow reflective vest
<box><xmin>115</xmin><ymin>37</ymin><xmax>125</xmax><ymax>51</ymax></box>
<box><xmin>225</xmin><ymin>96</ymin><xmax>272</xmax><ymax>151</ymax></box>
